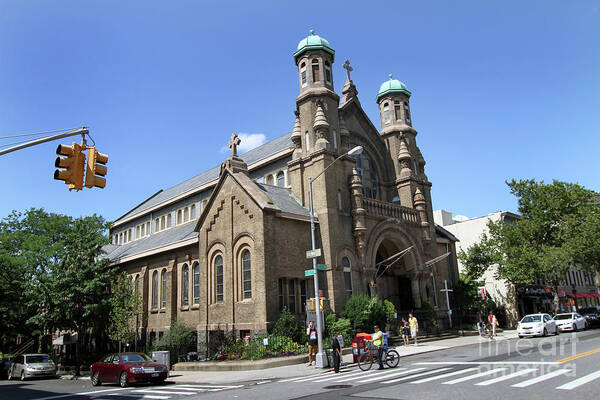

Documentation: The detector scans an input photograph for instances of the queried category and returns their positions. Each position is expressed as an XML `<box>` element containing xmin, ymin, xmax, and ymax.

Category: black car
<box><xmin>578</xmin><ymin>306</ymin><xmax>600</xmax><ymax>328</ymax></box>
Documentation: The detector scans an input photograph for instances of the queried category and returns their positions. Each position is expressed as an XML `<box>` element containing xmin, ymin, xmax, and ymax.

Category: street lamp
<box><xmin>308</xmin><ymin>145</ymin><xmax>363</xmax><ymax>368</ymax></box>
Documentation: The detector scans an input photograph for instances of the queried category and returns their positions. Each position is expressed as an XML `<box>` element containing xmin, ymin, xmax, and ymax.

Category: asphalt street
<box><xmin>1</xmin><ymin>330</ymin><xmax>599</xmax><ymax>400</ymax></box>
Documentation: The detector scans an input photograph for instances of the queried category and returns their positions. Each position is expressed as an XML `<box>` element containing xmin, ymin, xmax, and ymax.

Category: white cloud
<box><xmin>220</xmin><ymin>133</ymin><xmax>267</xmax><ymax>155</ymax></box>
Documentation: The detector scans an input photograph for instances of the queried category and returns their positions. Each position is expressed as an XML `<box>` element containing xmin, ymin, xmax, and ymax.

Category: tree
<box><xmin>108</xmin><ymin>272</ymin><xmax>142</xmax><ymax>352</ymax></box>
<box><xmin>459</xmin><ymin>179</ymin><xmax>600</xmax><ymax>314</ymax></box>
<box><xmin>152</xmin><ymin>322</ymin><xmax>196</xmax><ymax>366</ymax></box>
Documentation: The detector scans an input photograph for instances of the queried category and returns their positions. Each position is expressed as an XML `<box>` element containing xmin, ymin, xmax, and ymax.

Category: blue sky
<box><xmin>1</xmin><ymin>1</ymin><xmax>598</xmax><ymax>223</ymax></box>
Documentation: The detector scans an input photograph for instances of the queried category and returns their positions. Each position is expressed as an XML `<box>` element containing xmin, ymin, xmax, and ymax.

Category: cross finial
<box><xmin>343</xmin><ymin>59</ymin><xmax>353</xmax><ymax>81</ymax></box>
<box><xmin>389</xmin><ymin>73</ymin><xmax>393</xmax><ymax>80</ymax></box>
<box><xmin>228</xmin><ymin>133</ymin><xmax>241</xmax><ymax>157</ymax></box>
<box><xmin>309</xmin><ymin>29</ymin><xmax>315</xmax><ymax>35</ymax></box>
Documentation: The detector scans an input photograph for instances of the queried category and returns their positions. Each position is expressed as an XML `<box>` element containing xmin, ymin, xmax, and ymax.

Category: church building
<box><xmin>104</xmin><ymin>31</ymin><xmax>459</xmax><ymax>350</ymax></box>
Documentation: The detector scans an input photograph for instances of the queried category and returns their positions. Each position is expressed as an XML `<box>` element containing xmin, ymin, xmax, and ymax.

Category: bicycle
<box><xmin>479</xmin><ymin>322</ymin><xmax>495</xmax><ymax>340</ymax></box>
<box><xmin>357</xmin><ymin>341</ymin><xmax>400</xmax><ymax>371</ymax></box>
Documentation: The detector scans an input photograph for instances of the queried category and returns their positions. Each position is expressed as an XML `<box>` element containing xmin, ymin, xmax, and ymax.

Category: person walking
<box><xmin>488</xmin><ymin>312</ymin><xmax>498</xmax><ymax>336</ymax></box>
<box><xmin>372</xmin><ymin>325</ymin><xmax>385</xmax><ymax>370</ymax></box>
<box><xmin>401</xmin><ymin>319</ymin><xmax>410</xmax><ymax>346</ymax></box>
<box><xmin>331</xmin><ymin>332</ymin><xmax>342</xmax><ymax>373</ymax></box>
<box><xmin>409</xmin><ymin>313</ymin><xmax>419</xmax><ymax>346</ymax></box>
<box><xmin>307</xmin><ymin>320</ymin><xmax>318</xmax><ymax>366</ymax></box>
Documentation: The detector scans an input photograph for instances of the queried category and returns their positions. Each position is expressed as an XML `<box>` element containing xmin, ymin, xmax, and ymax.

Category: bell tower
<box><xmin>376</xmin><ymin>75</ymin><xmax>434</xmax><ymax>241</ymax></box>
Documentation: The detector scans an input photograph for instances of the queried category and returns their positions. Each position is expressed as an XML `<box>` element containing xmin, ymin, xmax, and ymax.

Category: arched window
<box><xmin>342</xmin><ymin>257</ymin><xmax>352</xmax><ymax>295</ymax></box>
<box><xmin>242</xmin><ymin>250</ymin><xmax>251</xmax><ymax>299</ymax></box>
<box><xmin>184</xmin><ymin>207</ymin><xmax>189</xmax><ymax>222</ymax></box>
<box><xmin>190</xmin><ymin>204</ymin><xmax>196</xmax><ymax>219</ymax></box>
<box><xmin>351</xmin><ymin>146</ymin><xmax>380</xmax><ymax>200</ymax></box>
<box><xmin>193</xmin><ymin>262</ymin><xmax>200</xmax><ymax>304</ymax></box>
<box><xmin>160</xmin><ymin>216</ymin><xmax>165</xmax><ymax>230</ymax></box>
<box><xmin>300</xmin><ymin>62</ymin><xmax>307</xmax><ymax>88</ymax></box>
<box><xmin>136</xmin><ymin>226</ymin><xmax>140</xmax><ymax>240</ymax></box>
<box><xmin>404</xmin><ymin>102</ymin><xmax>411</xmax><ymax>124</ymax></box>
<box><xmin>177</xmin><ymin>210</ymin><xmax>182</xmax><ymax>225</ymax></box>
<box><xmin>167</xmin><ymin>214</ymin><xmax>172</xmax><ymax>228</ymax></box>
<box><xmin>324</xmin><ymin>61</ymin><xmax>331</xmax><ymax>84</ymax></box>
<box><xmin>332</xmin><ymin>129</ymin><xmax>337</xmax><ymax>149</ymax></box>
<box><xmin>161</xmin><ymin>270</ymin><xmax>167</xmax><ymax>309</ymax></box>
<box><xmin>134</xmin><ymin>275</ymin><xmax>139</xmax><ymax>293</ymax></box>
<box><xmin>182</xmin><ymin>264</ymin><xmax>189</xmax><ymax>306</ymax></box>
<box><xmin>305</xmin><ymin>131</ymin><xmax>310</xmax><ymax>151</ymax></box>
<box><xmin>392</xmin><ymin>196</ymin><xmax>401</xmax><ymax>205</ymax></box>
<box><xmin>383</xmin><ymin>102</ymin><xmax>391</xmax><ymax>124</ymax></box>
<box><xmin>215</xmin><ymin>255</ymin><xmax>224</xmax><ymax>302</ymax></box>
<box><xmin>129</xmin><ymin>276</ymin><xmax>134</xmax><ymax>291</ymax></box>
<box><xmin>394</xmin><ymin>100</ymin><xmax>401</xmax><ymax>121</ymax></box>
<box><xmin>145</xmin><ymin>222</ymin><xmax>150</xmax><ymax>235</ymax></box>
<box><xmin>266</xmin><ymin>175</ymin><xmax>274</xmax><ymax>185</ymax></box>
<box><xmin>311</xmin><ymin>59</ymin><xmax>320</xmax><ymax>83</ymax></box>
<box><xmin>276</xmin><ymin>171</ymin><xmax>285</xmax><ymax>187</ymax></box>
<box><xmin>151</xmin><ymin>271</ymin><xmax>158</xmax><ymax>309</ymax></box>
<box><xmin>155</xmin><ymin>219</ymin><xmax>159</xmax><ymax>232</ymax></box>
<box><xmin>337</xmin><ymin>190</ymin><xmax>343</xmax><ymax>211</ymax></box>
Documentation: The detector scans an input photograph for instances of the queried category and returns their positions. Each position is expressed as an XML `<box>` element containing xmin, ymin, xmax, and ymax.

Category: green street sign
<box><xmin>317</xmin><ymin>264</ymin><xmax>327</xmax><ymax>270</ymax></box>
<box><xmin>304</xmin><ymin>270</ymin><xmax>315</xmax><ymax>277</ymax></box>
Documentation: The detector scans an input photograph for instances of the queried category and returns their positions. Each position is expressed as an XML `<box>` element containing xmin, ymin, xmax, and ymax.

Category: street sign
<box><xmin>317</xmin><ymin>264</ymin><xmax>327</xmax><ymax>270</ymax></box>
<box><xmin>305</xmin><ymin>270</ymin><xmax>315</xmax><ymax>277</ymax></box>
<box><xmin>306</xmin><ymin>248</ymin><xmax>322</xmax><ymax>259</ymax></box>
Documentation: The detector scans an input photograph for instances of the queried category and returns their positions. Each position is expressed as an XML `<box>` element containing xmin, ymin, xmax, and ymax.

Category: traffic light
<box><xmin>54</xmin><ymin>143</ymin><xmax>85</xmax><ymax>191</ymax></box>
<box><xmin>85</xmin><ymin>147</ymin><xmax>108</xmax><ymax>189</ymax></box>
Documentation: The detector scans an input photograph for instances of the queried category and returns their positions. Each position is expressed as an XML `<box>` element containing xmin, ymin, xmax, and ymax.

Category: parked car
<box><xmin>7</xmin><ymin>354</ymin><xmax>57</xmax><ymax>380</ymax></box>
<box><xmin>553</xmin><ymin>312</ymin><xmax>587</xmax><ymax>331</ymax></box>
<box><xmin>578</xmin><ymin>306</ymin><xmax>600</xmax><ymax>328</ymax></box>
<box><xmin>517</xmin><ymin>313</ymin><xmax>558</xmax><ymax>337</ymax></box>
<box><xmin>90</xmin><ymin>353</ymin><xmax>168</xmax><ymax>387</ymax></box>
<box><xmin>1</xmin><ymin>359</ymin><xmax>11</xmax><ymax>379</ymax></box>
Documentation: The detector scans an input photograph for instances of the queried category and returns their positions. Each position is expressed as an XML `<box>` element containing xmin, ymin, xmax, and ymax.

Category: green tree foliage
<box><xmin>341</xmin><ymin>294</ymin><xmax>394</xmax><ymax>332</ymax></box>
<box><xmin>108</xmin><ymin>272</ymin><xmax>142</xmax><ymax>351</ymax></box>
<box><xmin>152</xmin><ymin>322</ymin><xmax>196</xmax><ymax>366</ymax></box>
<box><xmin>459</xmin><ymin>179</ymin><xmax>600</xmax><ymax>313</ymax></box>
<box><xmin>271</xmin><ymin>307</ymin><xmax>304</xmax><ymax>343</ymax></box>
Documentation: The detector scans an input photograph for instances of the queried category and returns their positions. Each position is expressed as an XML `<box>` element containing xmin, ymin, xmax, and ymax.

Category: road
<box><xmin>1</xmin><ymin>330</ymin><xmax>599</xmax><ymax>400</ymax></box>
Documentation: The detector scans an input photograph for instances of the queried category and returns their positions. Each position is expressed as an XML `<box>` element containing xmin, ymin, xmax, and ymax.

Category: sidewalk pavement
<box><xmin>168</xmin><ymin>330</ymin><xmax>518</xmax><ymax>384</ymax></box>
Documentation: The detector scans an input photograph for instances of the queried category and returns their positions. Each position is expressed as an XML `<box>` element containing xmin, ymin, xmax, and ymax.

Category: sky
<box><xmin>1</xmin><ymin>1</ymin><xmax>598</xmax><ymax>223</ymax></box>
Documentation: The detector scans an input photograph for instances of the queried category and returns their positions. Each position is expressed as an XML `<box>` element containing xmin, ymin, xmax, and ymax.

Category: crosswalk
<box><xmin>33</xmin><ymin>384</ymin><xmax>244</xmax><ymax>400</ymax></box>
<box><xmin>278</xmin><ymin>363</ymin><xmax>600</xmax><ymax>391</ymax></box>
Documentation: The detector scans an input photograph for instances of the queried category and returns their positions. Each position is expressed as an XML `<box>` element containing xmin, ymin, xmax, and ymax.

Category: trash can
<box><xmin>325</xmin><ymin>348</ymin><xmax>333</xmax><ymax>368</ymax></box>
<box><xmin>152</xmin><ymin>351</ymin><xmax>170</xmax><ymax>370</ymax></box>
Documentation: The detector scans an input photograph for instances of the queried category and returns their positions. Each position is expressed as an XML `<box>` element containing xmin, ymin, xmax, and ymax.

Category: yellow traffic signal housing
<box><xmin>85</xmin><ymin>147</ymin><xmax>108</xmax><ymax>189</ymax></box>
<box><xmin>54</xmin><ymin>143</ymin><xmax>85</xmax><ymax>191</ymax></box>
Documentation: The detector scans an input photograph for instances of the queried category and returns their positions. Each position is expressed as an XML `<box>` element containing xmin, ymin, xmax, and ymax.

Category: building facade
<box><xmin>434</xmin><ymin>210</ymin><xmax>600</xmax><ymax>327</ymax></box>
<box><xmin>104</xmin><ymin>32</ymin><xmax>458</xmax><ymax>351</ymax></box>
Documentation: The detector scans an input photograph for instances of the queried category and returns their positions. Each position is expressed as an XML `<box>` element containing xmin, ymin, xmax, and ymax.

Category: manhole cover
<box><xmin>323</xmin><ymin>384</ymin><xmax>353</xmax><ymax>389</ymax></box>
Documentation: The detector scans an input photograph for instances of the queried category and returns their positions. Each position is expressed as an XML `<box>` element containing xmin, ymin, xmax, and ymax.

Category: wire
<box><xmin>0</xmin><ymin>127</ymin><xmax>81</xmax><ymax>140</ymax></box>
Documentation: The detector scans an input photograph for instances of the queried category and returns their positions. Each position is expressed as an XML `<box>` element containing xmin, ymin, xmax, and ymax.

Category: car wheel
<box><xmin>20</xmin><ymin>370</ymin><xmax>25</xmax><ymax>381</ymax></box>
<box><xmin>543</xmin><ymin>328</ymin><xmax>548</xmax><ymax>337</ymax></box>
<box><xmin>119</xmin><ymin>372</ymin><xmax>128</xmax><ymax>388</ymax></box>
<box><xmin>91</xmin><ymin>371</ymin><xmax>101</xmax><ymax>386</ymax></box>
<box><xmin>518</xmin><ymin>335</ymin><xmax>523</xmax><ymax>338</ymax></box>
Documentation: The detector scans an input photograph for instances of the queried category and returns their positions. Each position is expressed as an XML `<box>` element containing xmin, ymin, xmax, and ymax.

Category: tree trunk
<box><xmin>553</xmin><ymin>286</ymin><xmax>560</xmax><ymax>315</ymax></box>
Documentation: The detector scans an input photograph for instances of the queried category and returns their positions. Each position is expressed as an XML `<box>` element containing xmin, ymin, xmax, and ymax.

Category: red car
<box><xmin>90</xmin><ymin>353</ymin><xmax>168</xmax><ymax>387</ymax></box>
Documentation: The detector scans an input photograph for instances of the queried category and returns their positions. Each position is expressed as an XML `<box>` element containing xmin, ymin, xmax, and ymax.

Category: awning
<box><xmin>567</xmin><ymin>293</ymin><xmax>600</xmax><ymax>299</ymax></box>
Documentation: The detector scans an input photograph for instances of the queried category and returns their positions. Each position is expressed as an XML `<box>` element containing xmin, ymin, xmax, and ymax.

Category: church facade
<box><xmin>104</xmin><ymin>32</ymin><xmax>459</xmax><ymax>350</ymax></box>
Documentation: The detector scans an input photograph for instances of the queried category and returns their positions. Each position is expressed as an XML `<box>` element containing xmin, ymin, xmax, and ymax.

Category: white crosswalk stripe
<box><xmin>442</xmin><ymin>367</ymin><xmax>508</xmax><ymax>384</ymax></box>
<box><xmin>511</xmin><ymin>368</ymin><xmax>571</xmax><ymax>388</ymax></box>
<box><xmin>357</xmin><ymin>368</ymin><xmax>419</xmax><ymax>383</ymax></box>
<box><xmin>474</xmin><ymin>368</ymin><xmax>537</xmax><ymax>386</ymax></box>
<box><xmin>556</xmin><ymin>369</ymin><xmax>600</xmax><ymax>390</ymax></box>
<box><xmin>409</xmin><ymin>367</ymin><xmax>480</xmax><ymax>384</ymax></box>
<box><xmin>313</xmin><ymin>370</ymin><xmax>366</xmax><ymax>382</ymax></box>
<box><xmin>101</xmin><ymin>395</ymin><xmax>170</xmax><ymax>400</ymax></box>
<box><xmin>132</xmin><ymin>390</ymin><xmax>195</xmax><ymax>396</ymax></box>
<box><xmin>383</xmin><ymin>368</ymin><xmax>452</xmax><ymax>384</ymax></box>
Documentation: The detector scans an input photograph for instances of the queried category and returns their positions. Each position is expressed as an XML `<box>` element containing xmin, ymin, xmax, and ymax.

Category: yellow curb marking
<box><xmin>555</xmin><ymin>347</ymin><xmax>600</xmax><ymax>363</ymax></box>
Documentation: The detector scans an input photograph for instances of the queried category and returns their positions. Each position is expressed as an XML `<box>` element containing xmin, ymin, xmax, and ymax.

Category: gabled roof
<box><xmin>256</xmin><ymin>183</ymin><xmax>310</xmax><ymax>218</ymax></box>
<box><xmin>114</xmin><ymin>132</ymin><xmax>294</xmax><ymax>224</ymax></box>
<box><xmin>435</xmin><ymin>224</ymin><xmax>459</xmax><ymax>243</ymax></box>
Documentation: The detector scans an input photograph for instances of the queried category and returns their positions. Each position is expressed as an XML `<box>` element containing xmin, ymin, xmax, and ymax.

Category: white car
<box><xmin>553</xmin><ymin>313</ymin><xmax>587</xmax><ymax>331</ymax></box>
<box><xmin>517</xmin><ymin>313</ymin><xmax>558</xmax><ymax>338</ymax></box>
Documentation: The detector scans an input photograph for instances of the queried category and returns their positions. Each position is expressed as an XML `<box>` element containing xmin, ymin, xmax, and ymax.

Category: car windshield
<box><xmin>26</xmin><ymin>355</ymin><xmax>51</xmax><ymax>363</ymax></box>
<box><xmin>521</xmin><ymin>315</ymin><xmax>541</xmax><ymax>323</ymax></box>
<box><xmin>121</xmin><ymin>353</ymin><xmax>152</xmax><ymax>363</ymax></box>
<box><xmin>554</xmin><ymin>314</ymin><xmax>573</xmax><ymax>320</ymax></box>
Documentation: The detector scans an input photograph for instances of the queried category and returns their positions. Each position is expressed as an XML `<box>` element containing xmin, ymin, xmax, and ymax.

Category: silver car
<box><xmin>8</xmin><ymin>354</ymin><xmax>57</xmax><ymax>380</ymax></box>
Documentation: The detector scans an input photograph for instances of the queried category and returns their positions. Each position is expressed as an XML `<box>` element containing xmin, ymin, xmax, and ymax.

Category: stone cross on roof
<box><xmin>343</xmin><ymin>59</ymin><xmax>353</xmax><ymax>81</ymax></box>
<box><xmin>228</xmin><ymin>133</ymin><xmax>241</xmax><ymax>157</ymax></box>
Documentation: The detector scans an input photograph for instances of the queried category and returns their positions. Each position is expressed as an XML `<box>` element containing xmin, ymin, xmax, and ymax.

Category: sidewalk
<box><xmin>168</xmin><ymin>330</ymin><xmax>518</xmax><ymax>384</ymax></box>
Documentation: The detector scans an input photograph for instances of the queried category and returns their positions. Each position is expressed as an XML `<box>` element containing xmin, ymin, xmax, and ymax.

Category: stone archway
<box><xmin>364</xmin><ymin>220</ymin><xmax>426</xmax><ymax>312</ymax></box>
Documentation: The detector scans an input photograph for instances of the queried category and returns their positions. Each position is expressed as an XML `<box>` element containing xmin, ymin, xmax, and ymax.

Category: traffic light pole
<box><xmin>0</xmin><ymin>127</ymin><xmax>88</xmax><ymax>156</ymax></box>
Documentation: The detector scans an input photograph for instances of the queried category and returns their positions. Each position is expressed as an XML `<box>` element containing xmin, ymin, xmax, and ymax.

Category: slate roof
<box><xmin>115</xmin><ymin>132</ymin><xmax>294</xmax><ymax>224</ymax></box>
<box><xmin>256</xmin><ymin>183</ymin><xmax>310</xmax><ymax>217</ymax></box>
<box><xmin>104</xmin><ymin>221</ymin><xmax>198</xmax><ymax>263</ymax></box>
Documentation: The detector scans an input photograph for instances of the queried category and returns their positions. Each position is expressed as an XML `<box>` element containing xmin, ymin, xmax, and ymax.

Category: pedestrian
<box><xmin>488</xmin><ymin>312</ymin><xmax>498</xmax><ymax>336</ymax></box>
<box><xmin>477</xmin><ymin>318</ymin><xmax>483</xmax><ymax>335</ymax></box>
<box><xmin>331</xmin><ymin>332</ymin><xmax>342</xmax><ymax>373</ymax></box>
<box><xmin>307</xmin><ymin>320</ymin><xmax>317</xmax><ymax>366</ymax></box>
<box><xmin>401</xmin><ymin>319</ymin><xmax>410</xmax><ymax>346</ymax></box>
<box><xmin>409</xmin><ymin>313</ymin><xmax>419</xmax><ymax>346</ymax></box>
<box><xmin>372</xmin><ymin>325</ymin><xmax>385</xmax><ymax>370</ymax></box>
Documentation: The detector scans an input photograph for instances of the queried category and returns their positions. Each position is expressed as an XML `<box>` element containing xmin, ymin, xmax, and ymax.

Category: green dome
<box><xmin>376</xmin><ymin>74</ymin><xmax>411</xmax><ymax>102</ymax></box>
<box><xmin>293</xmin><ymin>30</ymin><xmax>335</xmax><ymax>63</ymax></box>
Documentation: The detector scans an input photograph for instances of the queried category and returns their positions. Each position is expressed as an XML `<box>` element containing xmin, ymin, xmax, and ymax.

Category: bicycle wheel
<box><xmin>385</xmin><ymin>349</ymin><xmax>400</xmax><ymax>368</ymax></box>
<box><xmin>358</xmin><ymin>353</ymin><xmax>373</xmax><ymax>371</ymax></box>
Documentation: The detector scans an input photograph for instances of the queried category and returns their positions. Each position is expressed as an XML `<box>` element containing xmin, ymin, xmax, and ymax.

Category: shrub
<box><xmin>151</xmin><ymin>322</ymin><xmax>196</xmax><ymax>366</ymax></box>
<box><xmin>341</xmin><ymin>294</ymin><xmax>371</xmax><ymax>331</ymax></box>
<box><xmin>272</xmin><ymin>307</ymin><xmax>303</xmax><ymax>343</ymax></box>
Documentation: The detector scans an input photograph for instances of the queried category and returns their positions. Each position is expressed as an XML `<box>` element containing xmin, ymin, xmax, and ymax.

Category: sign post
<box><xmin>441</xmin><ymin>280</ymin><xmax>454</xmax><ymax>328</ymax></box>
